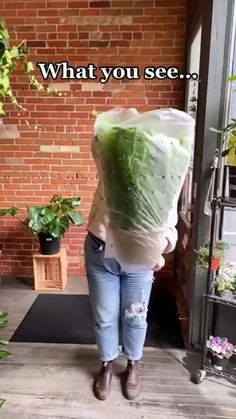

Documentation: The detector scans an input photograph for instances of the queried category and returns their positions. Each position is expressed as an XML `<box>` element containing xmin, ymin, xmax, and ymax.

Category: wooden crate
<box><xmin>33</xmin><ymin>248</ymin><xmax>67</xmax><ymax>291</ymax></box>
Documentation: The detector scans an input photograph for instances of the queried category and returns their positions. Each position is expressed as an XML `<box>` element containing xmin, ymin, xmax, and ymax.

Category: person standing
<box><xmin>84</xmin><ymin>134</ymin><xmax>178</xmax><ymax>401</ymax></box>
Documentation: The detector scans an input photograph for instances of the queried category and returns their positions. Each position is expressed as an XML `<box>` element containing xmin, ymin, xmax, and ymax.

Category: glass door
<box><xmin>174</xmin><ymin>0</ymin><xmax>234</xmax><ymax>346</ymax></box>
<box><xmin>174</xmin><ymin>19</ymin><xmax>203</xmax><ymax>344</ymax></box>
<box><xmin>181</xmin><ymin>24</ymin><xmax>202</xmax><ymax>224</ymax></box>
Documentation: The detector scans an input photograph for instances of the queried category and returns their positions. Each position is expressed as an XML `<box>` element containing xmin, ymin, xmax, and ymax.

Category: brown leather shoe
<box><xmin>124</xmin><ymin>360</ymin><xmax>141</xmax><ymax>400</ymax></box>
<box><xmin>94</xmin><ymin>362</ymin><xmax>113</xmax><ymax>400</ymax></box>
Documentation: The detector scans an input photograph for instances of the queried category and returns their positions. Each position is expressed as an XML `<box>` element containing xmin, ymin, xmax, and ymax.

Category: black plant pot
<box><xmin>216</xmin><ymin>289</ymin><xmax>235</xmax><ymax>300</ymax></box>
<box><xmin>228</xmin><ymin>166</ymin><xmax>236</xmax><ymax>199</ymax></box>
<box><xmin>212</xmin><ymin>354</ymin><xmax>229</xmax><ymax>371</ymax></box>
<box><xmin>38</xmin><ymin>233</ymin><xmax>61</xmax><ymax>255</ymax></box>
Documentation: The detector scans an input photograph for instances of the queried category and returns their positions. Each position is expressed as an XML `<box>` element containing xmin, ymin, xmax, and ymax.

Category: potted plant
<box><xmin>195</xmin><ymin>241</ymin><xmax>229</xmax><ymax>271</ymax></box>
<box><xmin>215</xmin><ymin>263</ymin><xmax>236</xmax><ymax>298</ymax></box>
<box><xmin>210</xmin><ymin>90</ymin><xmax>236</xmax><ymax>199</ymax></box>
<box><xmin>26</xmin><ymin>195</ymin><xmax>84</xmax><ymax>255</ymax></box>
<box><xmin>209</xmin><ymin>74</ymin><xmax>236</xmax><ymax>198</ymax></box>
<box><xmin>0</xmin><ymin>311</ymin><xmax>9</xmax><ymax>361</ymax></box>
<box><xmin>0</xmin><ymin>310</ymin><xmax>10</xmax><ymax>410</ymax></box>
<box><xmin>0</xmin><ymin>17</ymin><xmax>62</xmax><ymax>126</ymax></box>
<box><xmin>207</xmin><ymin>335</ymin><xmax>236</xmax><ymax>371</ymax></box>
<box><xmin>225</xmin><ymin>133</ymin><xmax>236</xmax><ymax>198</ymax></box>
<box><xmin>2</xmin><ymin>195</ymin><xmax>84</xmax><ymax>255</ymax></box>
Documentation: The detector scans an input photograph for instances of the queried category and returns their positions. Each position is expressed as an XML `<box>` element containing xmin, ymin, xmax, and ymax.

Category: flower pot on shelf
<box><xmin>206</xmin><ymin>350</ymin><xmax>213</xmax><ymax>366</ymax></box>
<box><xmin>212</xmin><ymin>256</ymin><xmax>220</xmax><ymax>271</ymax></box>
<box><xmin>38</xmin><ymin>233</ymin><xmax>61</xmax><ymax>255</ymax></box>
<box><xmin>215</xmin><ymin>262</ymin><xmax>236</xmax><ymax>298</ymax></box>
<box><xmin>215</xmin><ymin>289</ymin><xmax>234</xmax><ymax>299</ymax></box>
<box><xmin>212</xmin><ymin>354</ymin><xmax>229</xmax><ymax>371</ymax></box>
<box><xmin>228</xmin><ymin>166</ymin><xmax>236</xmax><ymax>199</ymax></box>
<box><xmin>222</xmin><ymin>290</ymin><xmax>234</xmax><ymax>300</ymax></box>
<box><xmin>207</xmin><ymin>336</ymin><xmax>235</xmax><ymax>369</ymax></box>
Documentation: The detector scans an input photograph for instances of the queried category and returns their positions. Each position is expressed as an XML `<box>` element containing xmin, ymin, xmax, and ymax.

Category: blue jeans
<box><xmin>84</xmin><ymin>232</ymin><xmax>153</xmax><ymax>362</ymax></box>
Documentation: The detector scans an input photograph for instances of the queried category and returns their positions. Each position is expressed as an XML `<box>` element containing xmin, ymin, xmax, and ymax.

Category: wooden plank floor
<box><xmin>0</xmin><ymin>277</ymin><xmax>236</xmax><ymax>419</ymax></box>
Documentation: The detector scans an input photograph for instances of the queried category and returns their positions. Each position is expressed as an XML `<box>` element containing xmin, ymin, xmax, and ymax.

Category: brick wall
<box><xmin>0</xmin><ymin>0</ymin><xmax>187</xmax><ymax>277</ymax></box>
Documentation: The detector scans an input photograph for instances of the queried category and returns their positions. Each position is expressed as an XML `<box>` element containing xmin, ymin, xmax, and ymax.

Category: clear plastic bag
<box><xmin>94</xmin><ymin>107</ymin><xmax>195</xmax><ymax>271</ymax></box>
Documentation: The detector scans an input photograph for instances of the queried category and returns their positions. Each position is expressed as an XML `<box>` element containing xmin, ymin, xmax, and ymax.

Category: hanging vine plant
<box><xmin>0</xmin><ymin>17</ymin><xmax>62</xmax><ymax>129</ymax></box>
<box><xmin>209</xmin><ymin>75</ymin><xmax>236</xmax><ymax>159</ymax></box>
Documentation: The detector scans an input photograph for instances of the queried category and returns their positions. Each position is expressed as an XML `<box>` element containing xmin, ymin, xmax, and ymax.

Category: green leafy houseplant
<box><xmin>0</xmin><ymin>196</ymin><xmax>84</xmax><ymax>255</ymax></box>
<box><xmin>19</xmin><ymin>195</ymin><xmax>83</xmax><ymax>255</ymax></box>
<box><xmin>195</xmin><ymin>241</ymin><xmax>229</xmax><ymax>271</ymax></box>
<box><xmin>0</xmin><ymin>17</ymin><xmax>61</xmax><ymax>126</ymax></box>
<box><xmin>27</xmin><ymin>194</ymin><xmax>84</xmax><ymax>237</ymax></box>
<box><xmin>0</xmin><ymin>311</ymin><xmax>10</xmax><ymax>409</ymax></box>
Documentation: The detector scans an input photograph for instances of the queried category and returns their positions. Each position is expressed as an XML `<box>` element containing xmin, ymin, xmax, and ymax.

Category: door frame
<box><xmin>176</xmin><ymin>0</ymin><xmax>235</xmax><ymax>347</ymax></box>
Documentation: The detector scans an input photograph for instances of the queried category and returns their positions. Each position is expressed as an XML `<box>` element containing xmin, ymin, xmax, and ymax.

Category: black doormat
<box><xmin>10</xmin><ymin>294</ymin><xmax>184</xmax><ymax>348</ymax></box>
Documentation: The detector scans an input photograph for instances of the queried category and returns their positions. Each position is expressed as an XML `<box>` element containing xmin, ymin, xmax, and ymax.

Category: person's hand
<box><xmin>163</xmin><ymin>228</ymin><xmax>178</xmax><ymax>254</ymax></box>
<box><xmin>152</xmin><ymin>255</ymin><xmax>165</xmax><ymax>272</ymax></box>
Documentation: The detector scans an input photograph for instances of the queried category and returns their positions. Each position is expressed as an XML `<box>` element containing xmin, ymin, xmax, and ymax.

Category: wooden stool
<box><xmin>33</xmin><ymin>248</ymin><xmax>67</xmax><ymax>291</ymax></box>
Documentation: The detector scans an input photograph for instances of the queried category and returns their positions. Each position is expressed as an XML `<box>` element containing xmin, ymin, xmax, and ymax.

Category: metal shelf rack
<box><xmin>192</xmin><ymin>155</ymin><xmax>236</xmax><ymax>384</ymax></box>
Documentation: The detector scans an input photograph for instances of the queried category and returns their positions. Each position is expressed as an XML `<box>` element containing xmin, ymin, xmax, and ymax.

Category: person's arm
<box><xmin>152</xmin><ymin>227</ymin><xmax>178</xmax><ymax>272</ymax></box>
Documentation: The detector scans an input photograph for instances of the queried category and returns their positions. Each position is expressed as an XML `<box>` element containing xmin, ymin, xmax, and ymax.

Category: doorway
<box><xmin>173</xmin><ymin>0</ymin><xmax>235</xmax><ymax>347</ymax></box>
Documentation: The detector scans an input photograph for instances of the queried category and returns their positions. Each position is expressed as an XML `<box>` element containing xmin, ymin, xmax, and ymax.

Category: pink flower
<box><xmin>207</xmin><ymin>336</ymin><xmax>235</xmax><ymax>357</ymax></box>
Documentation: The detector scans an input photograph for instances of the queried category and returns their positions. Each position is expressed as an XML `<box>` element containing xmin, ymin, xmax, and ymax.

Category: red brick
<box><xmin>5</xmin><ymin>18</ymin><xmax>25</xmax><ymax>24</ymax></box>
<box><xmin>158</xmin><ymin>0</ymin><xmax>185</xmax><ymax>5</ymax></box>
<box><xmin>90</xmin><ymin>1</ymin><xmax>111</xmax><ymax>7</ymax></box>
<box><xmin>47</xmin><ymin>41</ymin><xmax>68</xmax><ymax>47</ymax></box>
<box><xmin>1</xmin><ymin>10</ymin><xmax>17</xmax><ymax>17</ymax></box>
<box><xmin>122</xmin><ymin>8</ymin><xmax>143</xmax><ymax>15</ymax></box>
<box><xmin>131</xmin><ymin>40</ymin><xmax>153</xmax><ymax>47</ymax></box>
<box><xmin>89</xmin><ymin>41</ymin><xmax>109</xmax><ymax>47</ymax></box>
<box><xmin>120</xmin><ymin>25</ymin><xmax>140</xmax><ymax>31</ymax></box>
<box><xmin>102</xmin><ymin>33</ymin><xmax>110</xmax><ymax>40</ymax></box>
<box><xmin>161</xmin><ymin>47</ymin><xmax>184</xmax><ymax>55</ymax></box>
<box><xmin>155</xmin><ymin>16</ymin><xmax>177</xmax><ymax>23</ymax></box>
<box><xmin>102</xmin><ymin>8</ymin><xmax>121</xmax><ymax>15</ymax></box>
<box><xmin>18</xmin><ymin>10</ymin><xmax>37</xmax><ymax>17</ymax></box>
<box><xmin>17</xmin><ymin>25</ymin><xmax>35</xmax><ymax>32</ymax></box>
<box><xmin>110</xmin><ymin>40</ymin><xmax>130</xmax><ymax>47</ymax></box>
<box><xmin>38</xmin><ymin>9</ymin><xmax>59</xmax><ymax>16</ymax></box>
<box><xmin>77</xmin><ymin>25</ymin><xmax>98</xmax><ymax>31</ymax></box>
<box><xmin>144</xmin><ymin>8</ymin><xmax>167</xmax><ymax>15</ymax></box>
<box><xmin>59</xmin><ymin>9</ymin><xmax>81</xmax><ymax>16</ymax></box>
<box><xmin>141</xmin><ymin>24</ymin><xmax>163</xmax><ymax>31</ymax></box>
<box><xmin>112</xmin><ymin>1</ymin><xmax>133</xmax><ymax>6</ymax></box>
<box><xmin>167</xmin><ymin>7</ymin><xmax>186</xmax><ymax>15</ymax></box>
<box><xmin>27</xmin><ymin>40</ymin><xmax>46</xmax><ymax>47</ymax></box>
<box><xmin>47</xmin><ymin>1</ymin><xmax>67</xmax><ymax>7</ymax></box>
<box><xmin>152</xmin><ymin>39</ymin><xmax>174</xmax><ymax>47</ymax></box>
<box><xmin>36</xmin><ymin>25</ymin><xmax>57</xmax><ymax>32</ymax></box>
<box><xmin>58</xmin><ymin>25</ymin><xmax>77</xmax><ymax>32</ymax></box>
<box><xmin>132</xmin><ymin>32</ymin><xmax>142</xmax><ymax>40</ymax></box>
<box><xmin>4</xmin><ymin>1</ymin><xmax>26</xmax><ymax>9</ymax></box>
<box><xmin>122</xmin><ymin>32</ymin><xmax>132</xmax><ymax>40</ymax></box>
<box><xmin>68</xmin><ymin>1</ymin><xmax>89</xmax><ymax>6</ymax></box>
<box><xmin>133</xmin><ymin>16</ymin><xmax>155</xmax><ymax>23</ymax></box>
<box><xmin>134</xmin><ymin>0</ymin><xmax>153</xmax><ymax>5</ymax></box>
<box><xmin>163</xmin><ymin>23</ymin><xmax>185</xmax><ymax>31</ymax></box>
<box><xmin>177</xmin><ymin>15</ymin><xmax>186</xmax><ymax>23</ymax></box>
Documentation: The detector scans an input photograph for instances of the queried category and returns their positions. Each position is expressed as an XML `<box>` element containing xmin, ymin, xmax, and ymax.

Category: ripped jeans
<box><xmin>84</xmin><ymin>232</ymin><xmax>153</xmax><ymax>362</ymax></box>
